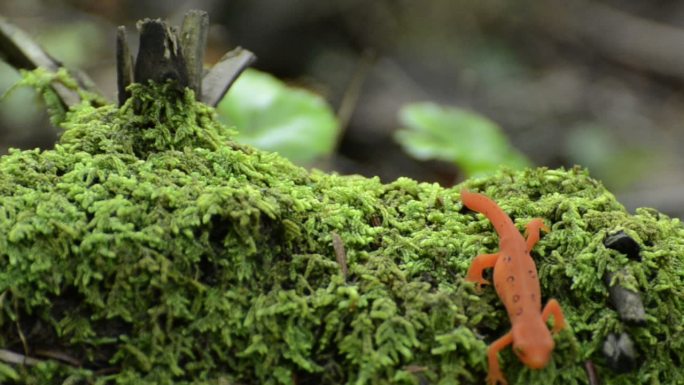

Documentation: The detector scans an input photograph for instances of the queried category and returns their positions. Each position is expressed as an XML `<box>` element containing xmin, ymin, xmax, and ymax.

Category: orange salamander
<box><xmin>461</xmin><ymin>189</ymin><xmax>566</xmax><ymax>385</ymax></box>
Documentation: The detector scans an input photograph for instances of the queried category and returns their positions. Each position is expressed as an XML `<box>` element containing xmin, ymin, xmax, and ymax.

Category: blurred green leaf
<box><xmin>565</xmin><ymin>125</ymin><xmax>658</xmax><ymax>190</ymax></box>
<box><xmin>217</xmin><ymin>69</ymin><xmax>338</xmax><ymax>165</ymax></box>
<box><xmin>395</xmin><ymin>103</ymin><xmax>530</xmax><ymax>178</ymax></box>
<box><xmin>36</xmin><ymin>22</ymin><xmax>106</xmax><ymax>68</ymax></box>
<box><xmin>0</xmin><ymin>64</ymin><xmax>43</xmax><ymax>128</ymax></box>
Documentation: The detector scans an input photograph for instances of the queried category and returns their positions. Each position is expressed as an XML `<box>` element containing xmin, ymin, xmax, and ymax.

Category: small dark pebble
<box><xmin>604</xmin><ymin>270</ymin><xmax>647</xmax><ymax>326</ymax></box>
<box><xmin>602</xmin><ymin>332</ymin><xmax>639</xmax><ymax>373</ymax></box>
<box><xmin>420</xmin><ymin>272</ymin><xmax>438</xmax><ymax>289</ymax></box>
<box><xmin>604</xmin><ymin>231</ymin><xmax>641</xmax><ymax>260</ymax></box>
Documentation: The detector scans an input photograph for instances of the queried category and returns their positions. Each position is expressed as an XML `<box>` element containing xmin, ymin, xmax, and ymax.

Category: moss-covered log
<box><xmin>0</xmin><ymin>74</ymin><xmax>683</xmax><ymax>385</ymax></box>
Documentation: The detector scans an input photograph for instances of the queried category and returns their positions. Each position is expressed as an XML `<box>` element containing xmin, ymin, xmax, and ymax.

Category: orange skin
<box><xmin>461</xmin><ymin>189</ymin><xmax>566</xmax><ymax>385</ymax></box>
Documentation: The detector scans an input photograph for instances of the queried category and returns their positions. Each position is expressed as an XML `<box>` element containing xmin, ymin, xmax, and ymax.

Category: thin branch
<box><xmin>0</xmin><ymin>17</ymin><xmax>99</xmax><ymax>107</ymax></box>
<box><xmin>538</xmin><ymin>0</ymin><xmax>684</xmax><ymax>80</ymax></box>
<box><xmin>331</xmin><ymin>231</ymin><xmax>348</xmax><ymax>280</ymax></box>
<box><xmin>0</xmin><ymin>349</ymin><xmax>41</xmax><ymax>366</ymax></box>
<box><xmin>13</xmin><ymin>298</ymin><xmax>29</xmax><ymax>357</ymax></box>
<box><xmin>201</xmin><ymin>47</ymin><xmax>256</xmax><ymax>107</ymax></box>
<box><xmin>34</xmin><ymin>349</ymin><xmax>82</xmax><ymax>367</ymax></box>
<box><xmin>335</xmin><ymin>50</ymin><xmax>375</xmax><ymax>149</ymax></box>
<box><xmin>584</xmin><ymin>360</ymin><xmax>600</xmax><ymax>385</ymax></box>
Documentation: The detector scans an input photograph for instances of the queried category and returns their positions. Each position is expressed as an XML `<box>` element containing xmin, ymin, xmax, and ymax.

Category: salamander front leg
<box><xmin>466</xmin><ymin>252</ymin><xmax>500</xmax><ymax>289</ymax></box>
<box><xmin>542</xmin><ymin>298</ymin><xmax>567</xmax><ymax>333</ymax></box>
<box><xmin>524</xmin><ymin>218</ymin><xmax>549</xmax><ymax>252</ymax></box>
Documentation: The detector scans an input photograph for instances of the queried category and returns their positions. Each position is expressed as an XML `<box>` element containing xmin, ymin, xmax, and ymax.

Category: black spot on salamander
<box><xmin>504</xmin><ymin>255</ymin><xmax>512</xmax><ymax>263</ymax></box>
<box><xmin>513</xmin><ymin>294</ymin><xmax>520</xmax><ymax>303</ymax></box>
<box><xmin>528</xmin><ymin>270</ymin><xmax>536</xmax><ymax>279</ymax></box>
<box><xmin>530</xmin><ymin>293</ymin><xmax>536</xmax><ymax>301</ymax></box>
<box><xmin>506</xmin><ymin>275</ymin><xmax>515</xmax><ymax>284</ymax></box>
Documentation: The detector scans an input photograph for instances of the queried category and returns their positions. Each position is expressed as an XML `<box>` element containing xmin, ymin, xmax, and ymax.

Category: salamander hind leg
<box><xmin>486</xmin><ymin>331</ymin><xmax>513</xmax><ymax>385</ymax></box>
<box><xmin>466</xmin><ymin>252</ymin><xmax>500</xmax><ymax>289</ymax></box>
<box><xmin>542</xmin><ymin>298</ymin><xmax>567</xmax><ymax>333</ymax></box>
<box><xmin>524</xmin><ymin>218</ymin><xmax>549</xmax><ymax>252</ymax></box>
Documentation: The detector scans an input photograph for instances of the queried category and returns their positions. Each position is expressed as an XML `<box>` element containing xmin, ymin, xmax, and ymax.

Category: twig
<box><xmin>13</xmin><ymin>299</ymin><xmax>29</xmax><ymax>357</ymax></box>
<box><xmin>0</xmin><ymin>16</ymin><xmax>100</xmax><ymax>107</ymax></box>
<box><xmin>0</xmin><ymin>349</ymin><xmax>42</xmax><ymax>366</ymax></box>
<box><xmin>538</xmin><ymin>0</ymin><xmax>684</xmax><ymax>80</ymax></box>
<box><xmin>34</xmin><ymin>349</ymin><xmax>82</xmax><ymax>367</ymax></box>
<box><xmin>331</xmin><ymin>231</ymin><xmax>348</xmax><ymax>280</ymax></box>
<box><xmin>200</xmin><ymin>47</ymin><xmax>256</xmax><ymax>107</ymax></box>
<box><xmin>584</xmin><ymin>360</ymin><xmax>600</xmax><ymax>385</ymax></box>
<box><xmin>335</xmin><ymin>50</ymin><xmax>375</xmax><ymax>148</ymax></box>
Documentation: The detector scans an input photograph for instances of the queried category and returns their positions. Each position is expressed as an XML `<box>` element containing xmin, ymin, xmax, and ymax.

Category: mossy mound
<box><xmin>0</xmin><ymin>81</ymin><xmax>683</xmax><ymax>385</ymax></box>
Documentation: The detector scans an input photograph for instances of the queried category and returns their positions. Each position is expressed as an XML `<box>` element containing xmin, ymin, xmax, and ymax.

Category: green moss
<box><xmin>0</xmin><ymin>76</ymin><xmax>683</xmax><ymax>385</ymax></box>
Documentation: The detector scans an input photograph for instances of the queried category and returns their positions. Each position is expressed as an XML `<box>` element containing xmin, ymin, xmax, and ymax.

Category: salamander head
<box><xmin>512</xmin><ymin>320</ymin><xmax>554</xmax><ymax>369</ymax></box>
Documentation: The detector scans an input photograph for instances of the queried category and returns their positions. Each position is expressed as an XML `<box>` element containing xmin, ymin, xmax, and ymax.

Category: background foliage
<box><xmin>1</xmin><ymin>0</ymin><xmax>683</xmax><ymax>217</ymax></box>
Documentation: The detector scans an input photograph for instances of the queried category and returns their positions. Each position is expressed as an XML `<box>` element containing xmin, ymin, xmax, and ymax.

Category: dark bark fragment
<box><xmin>604</xmin><ymin>270</ymin><xmax>646</xmax><ymax>325</ymax></box>
<box><xmin>134</xmin><ymin>19</ymin><xmax>188</xmax><ymax>90</ymax></box>
<box><xmin>200</xmin><ymin>47</ymin><xmax>256</xmax><ymax>107</ymax></box>
<box><xmin>180</xmin><ymin>10</ymin><xmax>209</xmax><ymax>99</ymax></box>
<box><xmin>116</xmin><ymin>26</ymin><xmax>134</xmax><ymax>106</ymax></box>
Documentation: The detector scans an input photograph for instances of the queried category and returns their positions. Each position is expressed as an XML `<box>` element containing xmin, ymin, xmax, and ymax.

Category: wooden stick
<box><xmin>116</xmin><ymin>26</ymin><xmax>134</xmax><ymax>106</ymax></box>
<box><xmin>0</xmin><ymin>349</ymin><xmax>42</xmax><ymax>366</ymax></box>
<box><xmin>584</xmin><ymin>360</ymin><xmax>601</xmax><ymax>385</ymax></box>
<box><xmin>0</xmin><ymin>17</ymin><xmax>98</xmax><ymax>107</ymax></box>
<box><xmin>331</xmin><ymin>231</ymin><xmax>348</xmax><ymax>280</ymax></box>
<box><xmin>180</xmin><ymin>10</ymin><xmax>209</xmax><ymax>99</ymax></box>
<box><xmin>134</xmin><ymin>19</ymin><xmax>188</xmax><ymax>89</ymax></box>
<box><xmin>200</xmin><ymin>47</ymin><xmax>256</xmax><ymax>107</ymax></box>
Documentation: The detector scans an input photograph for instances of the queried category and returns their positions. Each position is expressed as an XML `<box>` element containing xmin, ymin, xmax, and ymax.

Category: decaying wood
<box><xmin>124</xmin><ymin>11</ymin><xmax>255</xmax><ymax>106</ymax></box>
<box><xmin>134</xmin><ymin>19</ymin><xmax>189</xmax><ymax>90</ymax></box>
<box><xmin>331</xmin><ymin>231</ymin><xmax>348</xmax><ymax>280</ymax></box>
<box><xmin>180</xmin><ymin>10</ymin><xmax>209</xmax><ymax>99</ymax></box>
<box><xmin>116</xmin><ymin>26</ymin><xmax>134</xmax><ymax>106</ymax></box>
<box><xmin>201</xmin><ymin>47</ymin><xmax>256</xmax><ymax>107</ymax></box>
<box><xmin>0</xmin><ymin>10</ymin><xmax>255</xmax><ymax>109</ymax></box>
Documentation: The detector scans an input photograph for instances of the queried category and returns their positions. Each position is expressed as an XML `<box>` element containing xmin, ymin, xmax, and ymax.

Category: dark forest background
<box><xmin>1</xmin><ymin>0</ymin><xmax>683</xmax><ymax>217</ymax></box>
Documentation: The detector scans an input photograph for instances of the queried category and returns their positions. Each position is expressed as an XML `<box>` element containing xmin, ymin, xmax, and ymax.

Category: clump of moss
<box><xmin>0</xmin><ymin>75</ymin><xmax>683</xmax><ymax>385</ymax></box>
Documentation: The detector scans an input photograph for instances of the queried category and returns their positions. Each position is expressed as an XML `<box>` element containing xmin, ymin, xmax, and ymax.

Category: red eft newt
<box><xmin>461</xmin><ymin>189</ymin><xmax>566</xmax><ymax>385</ymax></box>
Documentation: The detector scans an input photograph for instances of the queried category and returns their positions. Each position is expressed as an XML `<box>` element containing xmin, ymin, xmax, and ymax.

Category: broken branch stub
<box><xmin>134</xmin><ymin>19</ymin><xmax>189</xmax><ymax>90</ymax></box>
<box><xmin>117</xmin><ymin>10</ymin><xmax>255</xmax><ymax>107</ymax></box>
<box><xmin>116</xmin><ymin>26</ymin><xmax>134</xmax><ymax>106</ymax></box>
<box><xmin>0</xmin><ymin>10</ymin><xmax>254</xmax><ymax>109</ymax></box>
<box><xmin>201</xmin><ymin>47</ymin><xmax>256</xmax><ymax>107</ymax></box>
<box><xmin>181</xmin><ymin>10</ymin><xmax>209</xmax><ymax>99</ymax></box>
<box><xmin>0</xmin><ymin>16</ymin><xmax>100</xmax><ymax>107</ymax></box>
